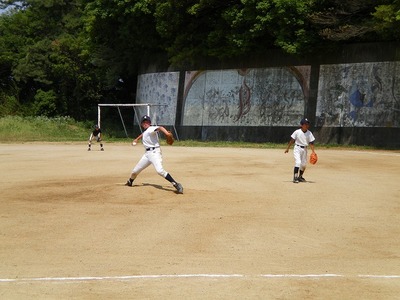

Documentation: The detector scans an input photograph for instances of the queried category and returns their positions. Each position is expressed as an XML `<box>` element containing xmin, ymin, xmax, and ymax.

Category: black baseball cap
<box><xmin>141</xmin><ymin>115</ymin><xmax>151</xmax><ymax>123</ymax></box>
<box><xmin>300</xmin><ymin>118</ymin><xmax>310</xmax><ymax>125</ymax></box>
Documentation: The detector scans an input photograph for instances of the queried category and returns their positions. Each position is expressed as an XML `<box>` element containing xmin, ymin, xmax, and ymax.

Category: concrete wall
<box><xmin>136</xmin><ymin>43</ymin><xmax>400</xmax><ymax>148</ymax></box>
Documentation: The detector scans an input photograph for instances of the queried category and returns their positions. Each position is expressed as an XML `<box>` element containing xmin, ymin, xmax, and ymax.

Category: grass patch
<box><xmin>168</xmin><ymin>140</ymin><xmax>383</xmax><ymax>150</ymax></box>
<box><xmin>0</xmin><ymin>116</ymin><xmax>89</xmax><ymax>142</ymax></box>
<box><xmin>0</xmin><ymin>116</ymin><xmax>395</xmax><ymax>150</ymax></box>
<box><xmin>171</xmin><ymin>140</ymin><xmax>285</xmax><ymax>149</ymax></box>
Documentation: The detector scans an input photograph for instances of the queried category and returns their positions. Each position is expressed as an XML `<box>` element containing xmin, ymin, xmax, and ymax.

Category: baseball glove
<box><xmin>166</xmin><ymin>131</ymin><xmax>174</xmax><ymax>145</ymax></box>
<box><xmin>310</xmin><ymin>152</ymin><xmax>318</xmax><ymax>165</ymax></box>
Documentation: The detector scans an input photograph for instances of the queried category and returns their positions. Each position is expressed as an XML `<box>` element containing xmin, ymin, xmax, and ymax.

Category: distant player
<box><xmin>125</xmin><ymin>115</ymin><xmax>183</xmax><ymax>194</ymax></box>
<box><xmin>284</xmin><ymin>118</ymin><xmax>316</xmax><ymax>183</ymax></box>
<box><xmin>88</xmin><ymin>125</ymin><xmax>104</xmax><ymax>151</ymax></box>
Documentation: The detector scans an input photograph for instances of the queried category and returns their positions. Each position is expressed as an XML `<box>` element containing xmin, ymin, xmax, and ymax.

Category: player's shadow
<box><xmin>142</xmin><ymin>183</ymin><xmax>175</xmax><ymax>192</ymax></box>
<box><xmin>284</xmin><ymin>181</ymin><xmax>316</xmax><ymax>183</ymax></box>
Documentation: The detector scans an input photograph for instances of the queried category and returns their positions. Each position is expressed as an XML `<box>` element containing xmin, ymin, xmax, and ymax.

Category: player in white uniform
<box><xmin>125</xmin><ymin>115</ymin><xmax>183</xmax><ymax>194</ymax></box>
<box><xmin>284</xmin><ymin>118</ymin><xmax>316</xmax><ymax>183</ymax></box>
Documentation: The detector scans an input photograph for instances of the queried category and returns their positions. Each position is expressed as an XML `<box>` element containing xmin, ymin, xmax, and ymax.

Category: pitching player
<box><xmin>284</xmin><ymin>118</ymin><xmax>316</xmax><ymax>183</ymax></box>
<box><xmin>88</xmin><ymin>125</ymin><xmax>104</xmax><ymax>151</ymax></box>
<box><xmin>125</xmin><ymin>115</ymin><xmax>183</xmax><ymax>194</ymax></box>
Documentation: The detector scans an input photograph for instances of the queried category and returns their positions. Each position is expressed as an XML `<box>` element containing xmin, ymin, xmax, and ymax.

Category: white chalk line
<box><xmin>1</xmin><ymin>274</ymin><xmax>400</xmax><ymax>283</ymax></box>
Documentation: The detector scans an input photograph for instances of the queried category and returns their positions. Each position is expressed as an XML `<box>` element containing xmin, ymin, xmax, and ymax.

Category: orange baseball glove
<box><xmin>166</xmin><ymin>131</ymin><xmax>174</xmax><ymax>145</ymax></box>
<box><xmin>310</xmin><ymin>152</ymin><xmax>318</xmax><ymax>165</ymax></box>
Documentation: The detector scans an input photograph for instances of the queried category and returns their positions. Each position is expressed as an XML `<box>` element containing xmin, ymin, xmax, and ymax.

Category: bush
<box><xmin>0</xmin><ymin>94</ymin><xmax>20</xmax><ymax>117</ymax></box>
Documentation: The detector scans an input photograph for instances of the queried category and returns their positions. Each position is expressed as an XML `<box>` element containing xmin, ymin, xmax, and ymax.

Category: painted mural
<box><xmin>135</xmin><ymin>61</ymin><xmax>400</xmax><ymax>129</ymax></box>
<box><xmin>136</xmin><ymin>72</ymin><xmax>179</xmax><ymax>125</ymax></box>
<box><xmin>316</xmin><ymin>61</ymin><xmax>400</xmax><ymax>127</ymax></box>
<box><xmin>182</xmin><ymin>67</ymin><xmax>311</xmax><ymax>126</ymax></box>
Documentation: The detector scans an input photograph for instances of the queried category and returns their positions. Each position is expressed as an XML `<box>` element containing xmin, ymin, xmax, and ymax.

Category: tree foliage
<box><xmin>0</xmin><ymin>0</ymin><xmax>399</xmax><ymax>119</ymax></box>
<box><xmin>373</xmin><ymin>0</ymin><xmax>400</xmax><ymax>39</ymax></box>
<box><xmin>0</xmin><ymin>0</ymin><xmax>101</xmax><ymax>119</ymax></box>
<box><xmin>83</xmin><ymin>0</ymin><xmax>161</xmax><ymax>99</ymax></box>
<box><xmin>152</xmin><ymin>0</ymin><xmax>394</xmax><ymax>65</ymax></box>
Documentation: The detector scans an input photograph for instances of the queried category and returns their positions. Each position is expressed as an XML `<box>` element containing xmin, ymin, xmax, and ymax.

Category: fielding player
<box><xmin>125</xmin><ymin>115</ymin><xmax>183</xmax><ymax>194</ymax></box>
<box><xmin>88</xmin><ymin>124</ymin><xmax>104</xmax><ymax>151</ymax></box>
<box><xmin>284</xmin><ymin>118</ymin><xmax>316</xmax><ymax>183</ymax></box>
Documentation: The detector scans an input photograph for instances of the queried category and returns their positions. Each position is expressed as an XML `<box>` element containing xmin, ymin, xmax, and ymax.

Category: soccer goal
<box><xmin>97</xmin><ymin>103</ymin><xmax>179</xmax><ymax>139</ymax></box>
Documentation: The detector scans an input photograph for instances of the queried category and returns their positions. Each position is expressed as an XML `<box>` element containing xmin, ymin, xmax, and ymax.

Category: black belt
<box><xmin>146</xmin><ymin>147</ymin><xmax>158</xmax><ymax>151</ymax></box>
<box><xmin>296</xmin><ymin>144</ymin><xmax>306</xmax><ymax>148</ymax></box>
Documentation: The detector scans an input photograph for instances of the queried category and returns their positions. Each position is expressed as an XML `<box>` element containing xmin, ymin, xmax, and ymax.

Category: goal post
<box><xmin>97</xmin><ymin>104</ymin><xmax>151</xmax><ymax>138</ymax></box>
<box><xmin>97</xmin><ymin>103</ymin><xmax>179</xmax><ymax>140</ymax></box>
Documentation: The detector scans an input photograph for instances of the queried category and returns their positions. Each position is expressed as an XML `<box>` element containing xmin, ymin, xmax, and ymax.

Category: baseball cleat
<box><xmin>175</xmin><ymin>183</ymin><xmax>183</xmax><ymax>194</ymax></box>
<box><xmin>101</xmin><ymin>148</ymin><xmax>104</xmax><ymax>151</ymax></box>
<box><xmin>125</xmin><ymin>180</ymin><xmax>132</xmax><ymax>186</ymax></box>
<box><xmin>298</xmin><ymin>176</ymin><xmax>306</xmax><ymax>182</ymax></box>
<box><xmin>293</xmin><ymin>177</ymin><xmax>299</xmax><ymax>183</ymax></box>
<box><xmin>88</xmin><ymin>148</ymin><xmax>91</xmax><ymax>151</ymax></box>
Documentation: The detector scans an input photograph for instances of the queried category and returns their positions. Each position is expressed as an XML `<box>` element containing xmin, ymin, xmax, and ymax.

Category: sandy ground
<box><xmin>0</xmin><ymin>142</ymin><xmax>399</xmax><ymax>299</ymax></box>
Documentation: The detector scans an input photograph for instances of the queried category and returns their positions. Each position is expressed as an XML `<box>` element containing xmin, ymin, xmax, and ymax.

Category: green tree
<box><xmin>84</xmin><ymin>0</ymin><xmax>162</xmax><ymax>101</ymax></box>
<box><xmin>154</xmin><ymin>0</ymin><xmax>396</xmax><ymax>65</ymax></box>
<box><xmin>0</xmin><ymin>0</ymin><xmax>102</xmax><ymax>120</ymax></box>
<box><xmin>308</xmin><ymin>0</ymin><xmax>380</xmax><ymax>42</ymax></box>
<box><xmin>32</xmin><ymin>89</ymin><xmax>57</xmax><ymax>116</ymax></box>
<box><xmin>1</xmin><ymin>0</ymin><xmax>399</xmax><ymax>122</ymax></box>
<box><xmin>373</xmin><ymin>0</ymin><xmax>400</xmax><ymax>40</ymax></box>
<box><xmin>152</xmin><ymin>0</ymin><xmax>318</xmax><ymax>66</ymax></box>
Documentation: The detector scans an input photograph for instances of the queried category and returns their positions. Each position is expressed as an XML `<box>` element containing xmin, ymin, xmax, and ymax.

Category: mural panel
<box><xmin>182</xmin><ymin>67</ymin><xmax>311</xmax><ymax>126</ymax></box>
<box><xmin>136</xmin><ymin>72</ymin><xmax>179</xmax><ymax>125</ymax></box>
<box><xmin>316</xmin><ymin>62</ymin><xmax>400</xmax><ymax>127</ymax></box>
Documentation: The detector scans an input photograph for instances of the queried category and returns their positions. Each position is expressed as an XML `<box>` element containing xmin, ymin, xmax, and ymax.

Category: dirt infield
<box><xmin>0</xmin><ymin>143</ymin><xmax>399</xmax><ymax>299</ymax></box>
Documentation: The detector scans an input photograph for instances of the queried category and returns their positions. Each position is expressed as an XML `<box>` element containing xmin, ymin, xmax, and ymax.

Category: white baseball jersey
<box><xmin>290</xmin><ymin>128</ymin><xmax>315</xmax><ymax>146</ymax></box>
<box><xmin>141</xmin><ymin>126</ymin><xmax>160</xmax><ymax>149</ymax></box>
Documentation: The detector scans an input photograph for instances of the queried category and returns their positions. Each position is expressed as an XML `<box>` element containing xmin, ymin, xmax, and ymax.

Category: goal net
<box><xmin>97</xmin><ymin>103</ymin><xmax>178</xmax><ymax>139</ymax></box>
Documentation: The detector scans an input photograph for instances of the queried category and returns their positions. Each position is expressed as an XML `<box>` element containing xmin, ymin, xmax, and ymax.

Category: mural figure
<box><xmin>235</xmin><ymin>69</ymin><xmax>252</xmax><ymax>122</ymax></box>
<box><xmin>316</xmin><ymin>62</ymin><xmax>399</xmax><ymax>127</ymax></box>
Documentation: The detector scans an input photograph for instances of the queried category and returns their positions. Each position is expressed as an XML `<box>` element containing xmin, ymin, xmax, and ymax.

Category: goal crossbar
<box><xmin>97</xmin><ymin>103</ymin><xmax>179</xmax><ymax>139</ymax></box>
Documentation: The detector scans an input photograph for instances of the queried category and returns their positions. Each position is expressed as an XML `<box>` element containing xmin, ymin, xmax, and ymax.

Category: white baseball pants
<box><xmin>131</xmin><ymin>148</ymin><xmax>168</xmax><ymax>178</ymax></box>
<box><xmin>293</xmin><ymin>145</ymin><xmax>307</xmax><ymax>170</ymax></box>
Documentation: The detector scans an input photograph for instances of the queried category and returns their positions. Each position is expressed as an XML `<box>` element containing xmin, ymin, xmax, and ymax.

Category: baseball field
<box><xmin>0</xmin><ymin>142</ymin><xmax>399</xmax><ymax>299</ymax></box>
